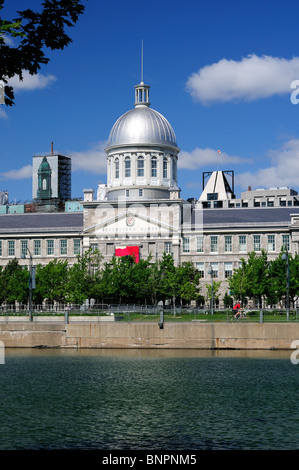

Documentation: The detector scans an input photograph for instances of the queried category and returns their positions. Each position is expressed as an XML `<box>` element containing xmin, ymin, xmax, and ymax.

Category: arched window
<box><xmin>137</xmin><ymin>156</ymin><xmax>144</xmax><ymax>177</ymax></box>
<box><xmin>172</xmin><ymin>158</ymin><xmax>177</xmax><ymax>181</ymax></box>
<box><xmin>151</xmin><ymin>156</ymin><xmax>157</xmax><ymax>177</ymax></box>
<box><xmin>115</xmin><ymin>158</ymin><xmax>119</xmax><ymax>179</ymax></box>
<box><xmin>125</xmin><ymin>157</ymin><xmax>131</xmax><ymax>178</ymax></box>
<box><xmin>163</xmin><ymin>157</ymin><xmax>168</xmax><ymax>178</ymax></box>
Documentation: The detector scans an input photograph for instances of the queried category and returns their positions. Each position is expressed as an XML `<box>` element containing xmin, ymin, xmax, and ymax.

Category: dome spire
<box><xmin>134</xmin><ymin>39</ymin><xmax>150</xmax><ymax>107</ymax></box>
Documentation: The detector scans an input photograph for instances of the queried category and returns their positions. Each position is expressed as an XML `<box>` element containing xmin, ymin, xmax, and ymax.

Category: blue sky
<box><xmin>1</xmin><ymin>0</ymin><xmax>299</xmax><ymax>203</ymax></box>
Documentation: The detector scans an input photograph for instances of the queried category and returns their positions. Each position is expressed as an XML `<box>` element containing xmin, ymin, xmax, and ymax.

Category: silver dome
<box><xmin>106</xmin><ymin>105</ymin><xmax>178</xmax><ymax>150</ymax></box>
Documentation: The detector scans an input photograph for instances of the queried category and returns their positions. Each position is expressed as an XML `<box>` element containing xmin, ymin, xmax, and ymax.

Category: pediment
<box><xmin>84</xmin><ymin>210</ymin><xmax>178</xmax><ymax>237</ymax></box>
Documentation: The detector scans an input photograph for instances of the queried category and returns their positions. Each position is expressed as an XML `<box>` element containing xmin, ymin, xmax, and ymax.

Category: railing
<box><xmin>0</xmin><ymin>305</ymin><xmax>298</xmax><ymax>323</ymax></box>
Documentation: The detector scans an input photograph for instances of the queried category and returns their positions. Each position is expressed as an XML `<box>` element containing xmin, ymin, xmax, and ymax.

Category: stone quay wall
<box><xmin>0</xmin><ymin>321</ymin><xmax>299</xmax><ymax>350</ymax></box>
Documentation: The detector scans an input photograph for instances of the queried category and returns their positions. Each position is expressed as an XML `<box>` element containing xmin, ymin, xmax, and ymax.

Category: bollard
<box><xmin>158</xmin><ymin>309</ymin><xmax>164</xmax><ymax>329</ymax></box>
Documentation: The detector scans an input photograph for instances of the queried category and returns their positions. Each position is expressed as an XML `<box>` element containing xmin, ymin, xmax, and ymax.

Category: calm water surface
<box><xmin>0</xmin><ymin>348</ymin><xmax>298</xmax><ymax>450</ymax></box>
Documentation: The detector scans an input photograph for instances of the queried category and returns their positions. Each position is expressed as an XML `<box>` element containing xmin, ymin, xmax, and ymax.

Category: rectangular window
<box><xmin>196</xmin><ymin>262</ymin><xmax>204</xmax><ymax>278</ymax></box>
<box><xmin>182</xmin><ymin>237</ymin><xmax>190</xmax><ymax>253</ymax></box>
<box><xmin>151</xmin><ymin>158</ymin><xmax>157</xmax><ymax>177</ymax></box>
<box><xmin>268</xmin><ymin>235</ymin><xmax>275</xmax><ymax>252</ymax></box>
<box><xmin>282</xmin><ymin>234</ymin><xmax>290</xmax><ymax>251</ymax></box>
<box><xmin>73</xmin><ymin>239</ymin><xmax>81</xmax><ymax>256</ymax></box>
<box><xmin>125</xmin><ymin>158</ymin><xmax>131</xmax><ymax>178</ymax></box>
<box><xmin>47</xmin><ymin>239</ymin><xmax>54</xmax><ymax>256</ymax></box>
<box><xmin>34</xmin><ymin>240</ymin><xmax>41</xmax><ymax>256</ymax></box>
<box><xmin>125</xmin><ymin>189</ymin><xmax>130</xmax><ymax>198</ymax></box>
<box><xmin>210</xmin><ymin>262</ymin><xmax>218</xmax><ymax>278</ymax></box>
<box><xmin>196</xmin><ymin>236</ymin><xmax>204</xmax><ymax>253</ymax></box>
<box><xmin>239</xmin><ymin>235</ymin><xmax>246</xmax><ymax>252</ymax></box>
<box><xmin>225</xmin><ymin>235</ymin><xmax>232</xmax><ymax>252</ymax></box>
<box><xmin>8</xmin><ymin>240</ymin><xmax>15</xmax><ymax>257</ymax></box>
<box><xmin>210</xmin><ymin>236</ymin><xmax>218</xmax><ymax>253</ymax></box>
<box><xmin>0</xmin><ymin>240</ymin><xmax>2</xmax><ymax>256</ymax></box>
<box><xmin>224</xmin><ymin>262</ymin><xmax>233</xmax><ymax>278</ymax></box>
<box><xmin>139</xmin><ymin>189</ymin><xmax>143</xmax><ymax>197</ymax></box>
<box><xmin>164</xmin><ymin>242</ymin><xmax>172</xmax><ymax>254</ymax></box>
<box><xmin>163</xmin><ymin>158</ymin><xmax>168</xmax><ymax>178</ymax></box>
<box><xmin>253</xmin><ymin>235</ymin><xmax>261</xmax><ymax>252</ymax></box>
<box><xmin>60</xmin><ymin>239</ymin><xmax>67</xmax><ymax>255</ymax></box>
<box><xmin>21</xmin><ymin>240</ymin><xmax>28</xmax><ymax>257</ymax></box>
<box><xmin>91</xmin><ymin>243</ymin><xmax>98</xmax><ymax>252</ymax></box>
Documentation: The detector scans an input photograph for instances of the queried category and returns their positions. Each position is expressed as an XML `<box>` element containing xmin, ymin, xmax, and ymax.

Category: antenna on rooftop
<box><xmin>141</xmin><ymin>39</ymin><xmax>144</xmax><ymax>83</ymax></box>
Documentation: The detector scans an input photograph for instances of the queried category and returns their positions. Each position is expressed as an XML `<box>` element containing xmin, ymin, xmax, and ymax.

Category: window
<box><xmin>196</xmin><ymin>262</ymin><xmax>204</xmax><ymax>278</ymax></box>
<box><xmin>21</xmin><ymin>240</ymin><xmax>28</xmax><ymax>257</ymax></box>
<box><xmin>253</xmin><ymin>235</ymin><xmax>261</xmax><ymax>252</ymax></box>
<box><xmin>151</xmin><ymin>157</ymin><xmax>157</xmax><ymax>177</ymax></box>
<box><xmin>268</xmin><ymin>235</ymin><xmax>275</xmax><ymax>252</ymax></box>
<box><xmin>125</xmin><ymin>157</ymin><xmax>131</xmax><ymax>177</ymax></box>
<box><xmin>282</xmin><ymin>234</ymin><xmax>290</xmax><ymax>251</ymax></box>
<box><xmin>196</xmin><ymin>236</ymin><xmax>204</xmax><ymax>253</ymax></box>
<box><xmin>60</xmin><ymin>239</ymin><xmax>67</xmax><ymax>255</ymax></box>
<box><xmin>165</xmin><ymin>242</ymin><xmax>172</xmax><ymax>254</ymax></box>
<box><xmin>210</xmin><ymin>236</ymin><xmax>218</xmax><ymax>253</ymax></box>
<box><xmin>137</xmin><ymin>156</ymin><xmax>144</xmax><ymax>177</ymax></box>
<box><xmin>163</xmin><ymin>157</ymin><xmax>168</xmax><ymax>178</ymax></box>
<box><xmin>139</xmin><ymin>189</ymin><xmax>143</xmax><ymax>197</ymax></box>
<box><xmin>182</xmin><ymin>237</ymin><xmax>190</xmax><ymax>253</ymax></box>
<box><xmin>0</xmin><ymin>240</ymin><xmax>2</xmax><ymax>256</ymax></box>
<box><xmin>34</xmin><ymin>240</ymin><xmax>41</xmax><ymax>256</ymax></box>
<box><xmin>47</xmin><ymin>240</ymin><xmax>54</xmax><ymax>255</ymax></box>
<box><xmin>210</xmin><ymin>262</ymin><xmax>218</xmax><ymax>278</ymax></box>
<box><xmin>8</xmin><ymin>240</ymin><xmax>15</xmax><ymax>257</ymax></box>
<box><xmin>115</xmin><ymin>158</ymin><xmax>119</xmax><ymax>179</ymax></box>
<box><xmin>73</xmin><ymin>239</ymin><xmax>81</xmax><ymax>256</ymax></box>
<box><xmin>224</xmin><ymin>262</ymin><xmax>233</xmax><ymax>278</ymax></box>
<box><xmin>91</xmin><ymin>243</ymin><xmax>98</xmax><ymax>252</ymax></box>
<box><xmin>225</xmin><ymin>236</ymin><xmax>232</xmax><ymax>252</ymax></box>
<box><xmin>239</xmin><ymin>235</ymin><xmax>246</xmax><ymax>252</ymax></box>
<box><xmin>125</xmin><ymin>189</ymin><xmax>130</xmax><ymax>198</ymax></box>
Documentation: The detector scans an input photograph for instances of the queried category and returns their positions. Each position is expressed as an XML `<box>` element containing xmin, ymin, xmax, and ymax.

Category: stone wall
<box><xmin>0</xmin><ymin>321</ymin><xmax>299</xmax><ymax>350</ymax></box>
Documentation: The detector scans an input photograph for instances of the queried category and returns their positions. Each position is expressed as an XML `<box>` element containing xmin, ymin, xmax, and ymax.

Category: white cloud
<box><xmin>237</xmin><ymin>139</ymin><xmax>299</xmax><ymax>190</ymax></box>
<box><xmin>71</xmin><ymin>141</ymin><xmax>107</xmax><ymax>174</ymax></box>
<box><xmin>178</xmin><ymin>147</ymin><xmax>249</xmax><ymax>170</ymax></box>
<box><xmin>0</xmin><ymin>165</ymin><xmax>32</xmax><ymax>180</ymax></box>
<box><xmin>186</xmin><ymin>54</ymin><xmax>299</xmax><ymax>104</ymax></box>
<box><xmin>8</xmin><ymin>70</ymin><xmax>57</xmax><ymax>91</ymax></box>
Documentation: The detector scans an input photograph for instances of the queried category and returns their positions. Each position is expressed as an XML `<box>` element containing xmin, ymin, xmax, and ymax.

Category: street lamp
<box><xmin>282</xmin><ymin>248</ymin><xmax>290</xmax><ymax>321</ymax></box>
<box><xmin>21</xmin><ymin>247</ymin><xmax>33</xmax><ymax>321</ymax></box>
<box><xmin>207</xmin><ymin>263</ymin><xmax>214</xmax><ymax>315</ymax></box>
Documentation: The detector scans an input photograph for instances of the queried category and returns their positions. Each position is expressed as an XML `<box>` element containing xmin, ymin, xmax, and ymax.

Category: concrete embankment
<box><xmin>0</xmin><ymin>321</ymin><xmax>299</xmax><ymax>349</ymax></box>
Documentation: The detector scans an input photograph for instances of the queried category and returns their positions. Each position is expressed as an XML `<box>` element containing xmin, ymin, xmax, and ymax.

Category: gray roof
<box><xmin>200</xmin><ymin>207</ymin><xmax>299</xmax><ymax>227</ymax></box>
<box><xmin>0</xmin><ymin>212</ymin><xmax>83</xmax><ymax>234</ymax></box>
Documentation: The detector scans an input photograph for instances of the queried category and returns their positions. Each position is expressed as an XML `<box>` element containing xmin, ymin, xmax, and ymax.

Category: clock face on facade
<box><xmin>126</xmin><ymin>216</ymin><xmax>135</xmax><ymax>227</ymax></box>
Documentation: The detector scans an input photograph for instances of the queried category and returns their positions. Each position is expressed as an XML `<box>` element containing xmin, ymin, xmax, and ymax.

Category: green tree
<box><xmin>34</xmin><ymin>259</ymin><xmax>68</xmax><ymax>304</ymax></box>
<box><xmin>2</xmin><ymin>259</ymin><xmax>29</xmax><ymax>304</ymax></box>
<box><xmin>0</xmin><ymin>0</ymin><xmax>85</xmax><ymax>106</ymax></box>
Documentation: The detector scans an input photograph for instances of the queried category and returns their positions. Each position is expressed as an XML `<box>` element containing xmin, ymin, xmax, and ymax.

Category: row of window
<box><xmin>182</xmin><ymin>234</ymin><xmax>290</xmax><ymax>253</ymax></box>
<box><xmin>196</xmin><ymin>262</ymin><xmax>234</xmax><ymax>279</ymax></box>
<box><xmin>114</xmin><ymin>156</ymin><xmax>176</xmax><ymax>179</ymax></box>
<box><xmin>0</xmin><ymin>239</ymin><xmax>81</xmax><ymax>257</ymax></box>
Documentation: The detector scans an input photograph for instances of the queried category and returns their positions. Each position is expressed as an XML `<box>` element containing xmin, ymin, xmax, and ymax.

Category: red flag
<box><xmin>115</xmin><ymin>246</ymin><xmax>139</xmax><ymax>263</ymax></box>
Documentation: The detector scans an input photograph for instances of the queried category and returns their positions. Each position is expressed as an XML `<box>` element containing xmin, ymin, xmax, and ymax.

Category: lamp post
<box><xmin>21</xmin><ymin>247</ymin><xmax>33</xmax><ymax>322</ymax></box>
<box><xmin>207</xmin><ymin>263</ymin><xmax>214</xmax><ymax>315</ymax></box>
<box><xmin>282</xmin><ymin>248</ymin><xmax>290</xmax><ymax>321</ymax></box>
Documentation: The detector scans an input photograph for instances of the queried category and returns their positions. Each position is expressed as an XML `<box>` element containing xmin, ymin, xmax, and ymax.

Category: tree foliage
<box><xmin>0</xmin><ymin>0</ymin><xmax>85</xmax><ymax>106</ymax></box>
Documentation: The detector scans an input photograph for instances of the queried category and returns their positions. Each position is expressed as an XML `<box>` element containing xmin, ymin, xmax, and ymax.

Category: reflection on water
<box><xmin>0</xmin><ymin>348</ymin><xmax>298</xmax><ymax>450</ymax></box>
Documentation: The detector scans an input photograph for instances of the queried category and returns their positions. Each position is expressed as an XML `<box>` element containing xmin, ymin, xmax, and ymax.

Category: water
<box><xmin>0</xmin><ymin>348</ymin><xmax>298</xmax><ymax>450</ymax></box>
